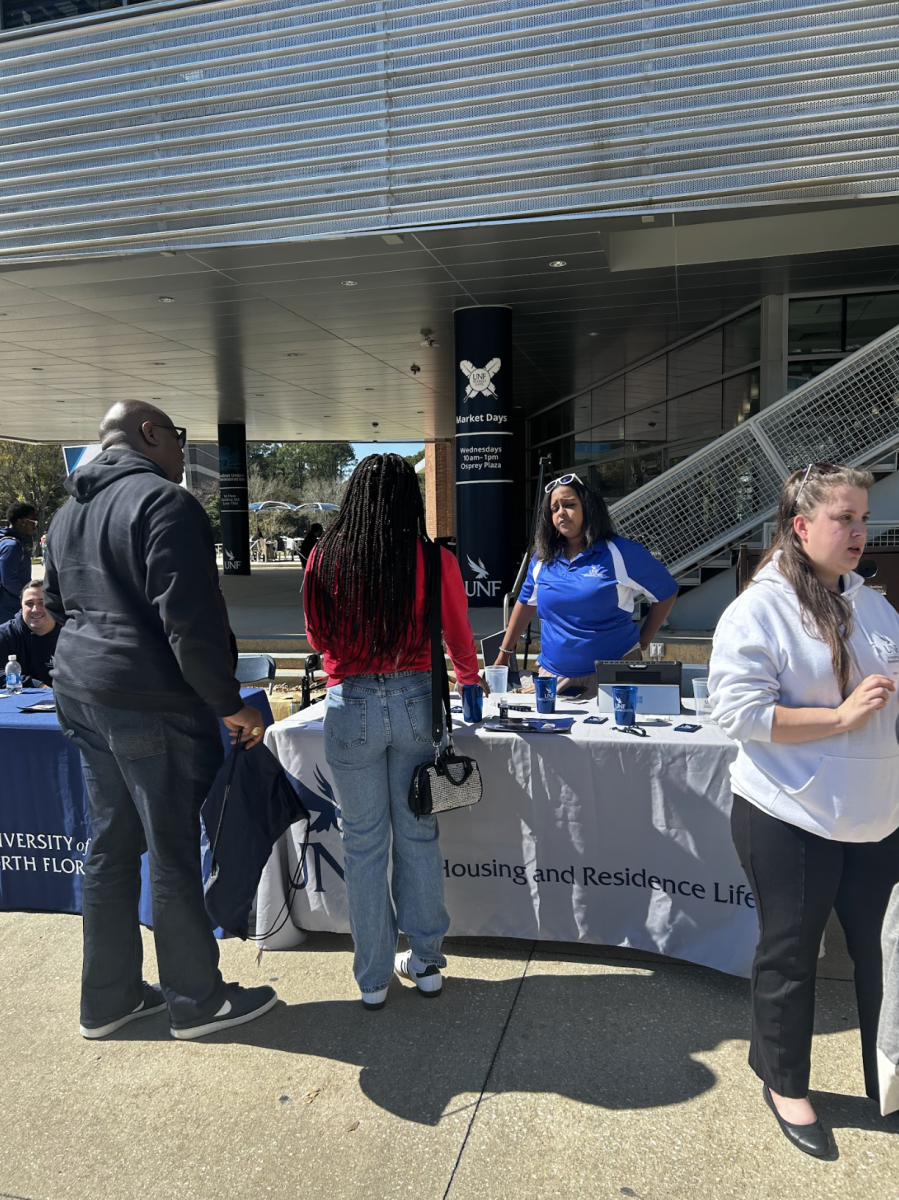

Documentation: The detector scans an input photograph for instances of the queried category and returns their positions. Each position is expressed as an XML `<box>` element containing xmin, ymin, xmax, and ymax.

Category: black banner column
<box><xmin>218</xmin><ymin>423</ymin><xmax>250</xmax><ymax>575</ymax></box>
<box><xmin>454</xmin><ymin>305</ymin><xmax>514</xmax><ymax>607</ymax></box>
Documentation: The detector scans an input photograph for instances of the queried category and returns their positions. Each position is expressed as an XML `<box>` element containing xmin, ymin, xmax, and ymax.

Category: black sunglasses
<box><xmin>156</xmin><ymin>422</ymin><xmax>187</xmax><ymax>449</ymax></box>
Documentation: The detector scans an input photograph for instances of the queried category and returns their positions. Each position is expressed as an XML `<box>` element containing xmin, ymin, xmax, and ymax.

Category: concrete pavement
<box><xmin>0</xmin><ymin>911</ymin><xmax>896</xmax><ymax>1200</ymax></box>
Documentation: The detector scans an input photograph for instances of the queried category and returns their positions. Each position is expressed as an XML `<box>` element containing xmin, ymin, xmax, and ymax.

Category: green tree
<box><xmin>248</xmin><ymin>442</ymin><xmax>355</xmax><ymax>488</ymax></box>
<box><xmin>0</xmin><ymin>440</ymin><xmax>68</xmax><ymax>541</ymax></box>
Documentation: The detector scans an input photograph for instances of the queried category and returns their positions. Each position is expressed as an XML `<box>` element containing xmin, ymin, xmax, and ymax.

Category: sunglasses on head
<box><xmin>544</xmin><ymin>472</ymin><xmax>584</xmax><ymax>494</ymax></box>
<box><xmin>155</xmin><ymin>422</ymin><xmax>187</xmax><ymax>450</ymax></box>
<box><xmin>793</xmin><ymin>461</ymin><xmax>840</xmax><ymax>509</ymax></box>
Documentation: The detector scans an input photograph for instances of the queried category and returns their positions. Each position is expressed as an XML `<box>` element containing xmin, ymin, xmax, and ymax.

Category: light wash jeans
<box><xmin>323</xmin><ymin>671</ymin><xmax>449</xmax><ymax>993</ymax></box>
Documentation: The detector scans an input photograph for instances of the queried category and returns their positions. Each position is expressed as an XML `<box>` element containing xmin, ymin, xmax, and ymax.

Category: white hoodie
<box><xmin>709</xmin><ymin>556</ymin><xmax>899</xmax><ymax>842</ymax></box>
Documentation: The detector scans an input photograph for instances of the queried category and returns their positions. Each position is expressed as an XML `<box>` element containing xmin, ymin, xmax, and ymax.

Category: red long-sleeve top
<box><xmin>303</xmin><ymin>542</ymin><xmax>481</xmax><ymax>688</ymax></box>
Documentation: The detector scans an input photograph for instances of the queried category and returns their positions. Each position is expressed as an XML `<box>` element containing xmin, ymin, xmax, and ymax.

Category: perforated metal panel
<box><xmin>610</xmin><ymin>323</ymin><xmax>899</xmax><ymax>575</ymax></box>
<box><xmin>1</xmin><ymin>0</ymin><xmax>899</xmax><ymax>259</ymax></box>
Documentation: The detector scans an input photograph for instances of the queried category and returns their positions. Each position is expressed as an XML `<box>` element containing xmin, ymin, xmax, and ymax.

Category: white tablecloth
<box><xmin>258</xmin><ymin>698</ymin><xmax>759</xmax><ymax>977</ymax></box>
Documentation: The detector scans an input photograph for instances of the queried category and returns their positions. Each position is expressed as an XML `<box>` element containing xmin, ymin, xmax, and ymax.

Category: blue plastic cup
<box><xmin>461</xmin><ymin>683</ymin><xmax>483</xmax><ymax>722</ymax></box>
<box><xmin>612</xmin><ymin>684</ymin><xmax>638</xmax><ymax>726</ymax></box>
<box><xmin>534</xmin><ymin>675</ymin><xmax>558</xmax><ymax>714</ymax></box>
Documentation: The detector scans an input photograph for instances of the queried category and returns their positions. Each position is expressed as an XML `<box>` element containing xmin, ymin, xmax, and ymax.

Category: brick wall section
<box><xmin>425</xmin><ymin>441</ymin><xmax>455</xmax><ymax>540</ymax></box>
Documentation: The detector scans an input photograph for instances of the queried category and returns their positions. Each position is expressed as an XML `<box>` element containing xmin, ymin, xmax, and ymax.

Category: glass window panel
<box><xmin>625</xmin><ymin>359</ymin><xmax>666</xmax><ymax>412</ymax></box>
<box><xmin>1</xmin><ymin>0</ymin><xmax>120</xmax><ymax>26</ymax></box>
<box><xmin>572</xmin><ymin>393</ymin><xmax>592</xmax><ymax>435</ymax></box>
<box><xmin>529</xmin><ymin>400</ymin><xmax>571</xmax><ymax>446</ymax></box>
<box><xmin>575</xmin><ymin>420</ymin><xmax>624</xmax><ymax>465</ymax></box>
<box><xmin>667</xmin><ymin>383</ymin><xmax>723</xmax><ymax>442</ymax></box>
<box><xmin>723</xmin><ymin>310</ymin><xmax>761</xmax><ymax>370</ymax></box>
<box><xmin>626</xmin><ymin>447</ymin><xmax>666</xmax><ymax>491</ymax></box>
<box><xmin>667</xmin><ymin>328</ymin><xmax>723</xmax><ymax>394</ymax></box>
<box><xmin>590</xmin><ymin>458</ymin><xmax>626</xmax><ymax>500</ymax></box>
<box><xmin>785</xmin><ymin>359</ymin><xmax>841</xmax><ymax>392</ymax></box>
<box><xmin>625</xmin><ymin>407</ymin><xmax>666</xmax><ymax>443</ymax></box>
<box><xmin>591</xmin><ymin>377</ymin><xmax>624</xmax><ymax>425</ymax></box>
<box><xmin>723</xmin><ymin>371</ymin><xmax>760</xmax><ymax>428</ymax></box>
<box><xmin>788</xmin><ymin>297</ymin><xmax>843</xmax><ymax>355</ymax></box>
<box><xmin>845</xmin><ymin>293</ymin><xmax>899</xmax><ymax>351</ymax></box>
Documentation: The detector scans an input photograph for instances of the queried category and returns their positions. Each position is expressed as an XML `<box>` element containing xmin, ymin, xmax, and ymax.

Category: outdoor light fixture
<box><xmin>589</xmin><ymin>332</ymin><xmax>599</xmax><ymax>338</ymax></box>
<box><xmin>341</xmin><ymin>280</ymin><xmax>358</xmax><ymax>287</ymax></box>
<box><xmin>549</xmin><ymin>260</ymin><xmax>567</xmax><ymax>268</ymax></box>
<box><xmin>285</xmin><ymin>352</ymin><xmax>302</xmax><ymax>357</ymax></box>
<box><xmin>153</xmin><ymin>361</ymin><xmax>166</xmax><ymax>365</ymax></box>
<box><xmin>382</xmin><ymin>233</ymin><xmax>405</xmax><ymax>245</ymax></box>
<box><xmin>158</xmin><ymin>295</ymin><xmax>175</xmax><ymax>303</ymax></box>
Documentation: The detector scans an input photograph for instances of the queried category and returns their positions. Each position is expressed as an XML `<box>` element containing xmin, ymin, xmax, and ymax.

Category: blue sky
<box><xmin>351</xmin><ymin>441</ymin><xmax>424</xmax><ymax>460</ymax></box>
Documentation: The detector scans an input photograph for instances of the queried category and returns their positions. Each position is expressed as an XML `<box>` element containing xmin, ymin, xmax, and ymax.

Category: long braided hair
<box><xmin>304</xmin><ymin>454</ymin><xmax>433</xmax><ymax>670</ymax></box>
<box><xmin>756</xmin><ymin>463</ymin><xmax>873</xmax><ymax>695</ymax></box>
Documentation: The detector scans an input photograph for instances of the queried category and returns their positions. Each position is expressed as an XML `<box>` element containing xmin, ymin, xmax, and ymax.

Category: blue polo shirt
<box><xmin>518</xmin><ymin>537</ymin><xmax>678</xmax><ymax>677</ymax></box>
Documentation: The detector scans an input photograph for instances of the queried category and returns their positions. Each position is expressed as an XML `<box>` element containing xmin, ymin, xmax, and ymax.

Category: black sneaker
<box><xmin>170</xmin><ymin>984</ymin><xmax>278</xmax><ymax>1040</ymax></box>
<box><xmin>80</xmin><ymin>982</ymin><xmax>167</xmax><ymax>1039</ymax></box>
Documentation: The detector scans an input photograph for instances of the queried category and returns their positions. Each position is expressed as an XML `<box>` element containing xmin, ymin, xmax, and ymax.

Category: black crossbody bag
<box><xmin>408</xmin><ymin>544</ymin><xmax>483</xmax><ymax>819</ymax></box>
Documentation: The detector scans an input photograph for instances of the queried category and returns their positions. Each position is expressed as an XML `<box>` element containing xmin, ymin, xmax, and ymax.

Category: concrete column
<box><xmin>759</xmin><ymin>294</ymin><xmax>788</xmax><ymax>407</ymax></box>
<box><xmin>424</xmin><ymin>440</ymin><xmax>454</xmax><ymax>540</ymax></box>
<box><xmin>218</xmin><ymin>423</ymin><xmax>250</xmax><ymax>574</ymax></box>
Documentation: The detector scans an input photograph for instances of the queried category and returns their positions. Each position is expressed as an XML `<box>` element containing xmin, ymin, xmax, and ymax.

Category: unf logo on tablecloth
<box><xmin>460</xmin><ymin>358</ymin><xmax>501</xmax><ymax>400</ymax></box>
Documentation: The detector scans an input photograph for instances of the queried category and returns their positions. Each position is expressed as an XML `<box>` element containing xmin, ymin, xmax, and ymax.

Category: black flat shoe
<box><xmin>763</xmin><ymin>1084</ymin><xmax>834</xmax><ymax>1158</ymax></box>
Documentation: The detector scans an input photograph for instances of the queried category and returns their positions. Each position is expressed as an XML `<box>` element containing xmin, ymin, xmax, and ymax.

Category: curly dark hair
<box><xmin>534</xmin><ymin>475</ymin><xmax>616</xmax><ymax>562</ymax></box>
<box><xmin>6</xmin><ymin>501</ymin><xmax>36</xmax><ymax>526</ymax></box>
<box><xmin>303</xmin><ymin>454</ymin><xmax>434</xmax><ymax>671</ymax></box>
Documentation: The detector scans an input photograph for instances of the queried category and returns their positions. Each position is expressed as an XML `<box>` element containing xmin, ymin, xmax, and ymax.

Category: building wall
<box><xmin>2</xmin><ymin>1</ymin><xmax>899</xmax><ymax>261</ymax></box>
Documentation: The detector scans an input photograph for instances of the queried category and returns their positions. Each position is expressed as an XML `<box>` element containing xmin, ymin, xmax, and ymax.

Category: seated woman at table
<box><xmin>494</xmin><ymin>473</ymin><xmax>678</xmax><ymax>696</ymax></box>
<box><xmin>303</xmin><ymin>454</ymin><xmax>483</xmax><ymax>1009</ymax></box>
<box><xmin>709</xmin><ymin>463</ymin><xmax>899</xmax><ymax>1158</ymax></box>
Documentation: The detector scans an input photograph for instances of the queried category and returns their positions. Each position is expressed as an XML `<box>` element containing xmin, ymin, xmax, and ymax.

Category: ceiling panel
<box><xmin>1</xmin><ymin>203</ymin><xmax>898</xmax><ymax>444</ymax></box>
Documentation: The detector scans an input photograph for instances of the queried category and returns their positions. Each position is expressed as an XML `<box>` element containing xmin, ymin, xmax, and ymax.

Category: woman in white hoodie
<box><xmin>709</xmin><ymin>463</ymin><xmax>899</xmax><ymax>1158</ymax></box>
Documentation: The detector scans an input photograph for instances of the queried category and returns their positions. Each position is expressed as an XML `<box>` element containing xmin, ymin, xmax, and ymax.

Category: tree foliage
<box><xmin>0</xmin><ymin>440</ymin><xmax>68</xmax><ymax>538</ymax></box>
<box><xmin>248</xmin><ymin>442</ymin><xmax>355</xmax><ymax>489</ymax></box>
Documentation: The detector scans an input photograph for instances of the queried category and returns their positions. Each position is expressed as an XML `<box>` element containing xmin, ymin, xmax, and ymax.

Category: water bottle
<box><xmin>5</xmin><ymin>655</ymin><xmax>22</xmax><ymax>694</ymax></box>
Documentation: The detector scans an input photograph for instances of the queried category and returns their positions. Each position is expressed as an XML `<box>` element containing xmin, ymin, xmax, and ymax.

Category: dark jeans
<box><xmin>56</xmin><ymin>692</ymin><xmax>227</xmax><ymax>1027</ymax></box>
<box><xmin>731</xmin><ymin>792</ymin><xmax>899</xmax><ymax>1100</ymax></box>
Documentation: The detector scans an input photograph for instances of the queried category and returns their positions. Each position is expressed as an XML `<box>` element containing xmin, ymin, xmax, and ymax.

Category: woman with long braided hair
<box><xmin>304</xmin><ymin>454</ymin><xmax>482</xmax><ymax>1008</ymax></box>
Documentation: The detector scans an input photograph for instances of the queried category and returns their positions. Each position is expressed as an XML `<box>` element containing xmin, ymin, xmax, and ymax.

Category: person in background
<box><xmin>0</xmin><ymin>579</ymin><xmax>60</xmax><ymax>686</ymax></box>
<box><xmin>44</xmin><ymin>400</ymin><xmax>276</xmax><ymax>1042</ymax></box>
<box><xmin>0</xmin><ymin>502</ymin><xmax>38</xmax><ymax>622</ymax></box>
<box><xmin>709</xmin><ymin>463</ymin><xmax>899</xmax><ymax>1158</ymax></box>
<box><xmin>495</xmin><ymin>473</ymin><xmax>678</xmax><ymax>696</ymax></box>
<box><xmin>299</xmin><ymin>521</ymin><xmax>323</xmax><ymax>566</ymax></box>
<box><xmin>304</xmin><ymin>454</ymin><xmax>483</xmax><ymax>1009</ymax></box>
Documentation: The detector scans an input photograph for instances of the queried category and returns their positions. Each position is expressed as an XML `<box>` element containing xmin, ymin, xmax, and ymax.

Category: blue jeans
<box><xmin>55</xmin><ymin>693</ymin><xmax>228</xmax><ymax>1027</ymax></box>
<box><xmin>324</xmin><ymin>671</ymin><xmax>450</xmax><ymax>993</ymax></box>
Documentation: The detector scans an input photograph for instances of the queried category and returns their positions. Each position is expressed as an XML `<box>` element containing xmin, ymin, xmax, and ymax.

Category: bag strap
<box><xmin>428</xmin><ymin>542</ymin><xmax>453</xmax><ymax>750</ymax></box>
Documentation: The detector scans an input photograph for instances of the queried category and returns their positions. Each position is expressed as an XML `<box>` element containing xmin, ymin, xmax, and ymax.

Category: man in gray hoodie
<box><xmin>44</xmin><ymin>401</ymin><xmax>277</xmax><ymax>1040</ymax></box>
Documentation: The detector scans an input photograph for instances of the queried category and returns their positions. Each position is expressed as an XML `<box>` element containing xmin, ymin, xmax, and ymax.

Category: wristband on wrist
<box><xmin>499</xmin><ymin>645</ymin><xmax>516</xmax><ymax>655</ymax></box>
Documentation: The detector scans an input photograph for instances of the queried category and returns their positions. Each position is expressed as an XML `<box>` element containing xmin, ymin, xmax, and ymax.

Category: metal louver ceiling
<box><xmin>1</xmin><ymin>0</ymin><xmax>899</xmax><ymax>260</ymax></box>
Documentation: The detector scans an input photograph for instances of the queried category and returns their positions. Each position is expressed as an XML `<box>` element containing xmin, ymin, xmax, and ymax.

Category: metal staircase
<box><xmin>609</xmin><ymin>324</ymin><xmax>899</xmax><ymax>578</ymax></box>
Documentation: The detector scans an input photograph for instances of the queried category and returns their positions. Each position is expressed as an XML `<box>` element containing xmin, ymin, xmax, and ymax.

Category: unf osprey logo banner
<box><xmin>219</xmin><ymin>423</ymin><xmax>250</xmax><ymax>576</ymax></box>
<box><xmin>454</xmin><ymin>306</ymin><xmax>514</xmax><ymax>606</ymax></box>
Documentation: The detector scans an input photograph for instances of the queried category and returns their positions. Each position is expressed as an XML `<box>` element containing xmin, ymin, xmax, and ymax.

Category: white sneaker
<box><xmin>394</xmin><ymin>950</ymin><xmax>443</xmax><ymax>997</ymax></box>
<box><xmin>361</xmin><ymin>984</ymin><xmax>389</xmax><ymax>1011</ymax></box>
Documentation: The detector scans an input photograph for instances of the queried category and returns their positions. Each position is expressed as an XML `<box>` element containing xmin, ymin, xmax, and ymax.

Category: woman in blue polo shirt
<box><xmin>494</xmin><ymin>474</ymin><xmax>678</xmax><ymax>695</ymax></box>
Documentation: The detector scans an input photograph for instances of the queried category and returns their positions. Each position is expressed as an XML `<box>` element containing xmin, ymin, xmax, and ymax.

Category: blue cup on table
<box><xmin>461</xmin><ymin>683</ymin><xmax>483</xmax><ymax>722</ymax></box>
<box><xmin>612</xmin><ymin>684</ymin><xmax>638</xmax><ymax>727</ymax></box>
<box><xmin>534</xmin><ymin>675</ymin><xmax>557</xmax><ymax>714</ymax></box>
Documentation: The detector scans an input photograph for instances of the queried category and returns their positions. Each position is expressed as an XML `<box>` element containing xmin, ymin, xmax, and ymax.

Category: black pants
<box><xmin>731</xmin><ymin>793</ymin><xmax>899</xmax><ymax>1100</ymax></box>
<box><xmin>56</xmin><ymin>692</ymin><xmax>227</xmax><ymax>1028</ymax></box>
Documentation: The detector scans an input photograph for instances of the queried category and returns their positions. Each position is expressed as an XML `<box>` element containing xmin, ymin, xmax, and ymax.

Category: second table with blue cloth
<box><xmin>0</xmin><ymin>687</ymin><xmax>274</xmax><ymax>917</ymax></box>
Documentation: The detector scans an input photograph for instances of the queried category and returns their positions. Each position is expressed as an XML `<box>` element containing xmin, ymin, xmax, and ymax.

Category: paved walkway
<box><xmin>0</xmin><ymin>912</ymin><xmax>896</xmax><ymax>1199</ymax></box>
